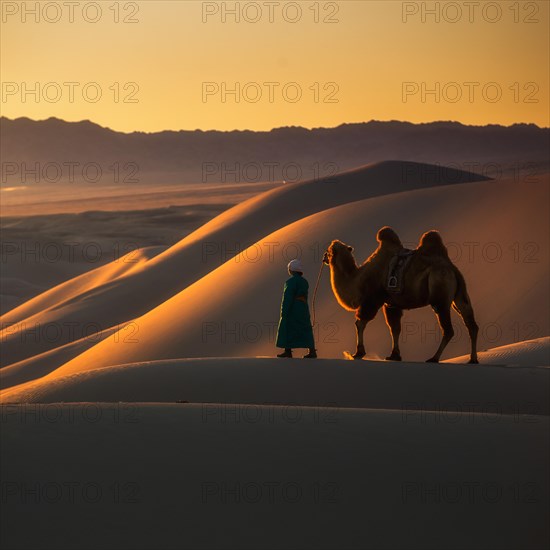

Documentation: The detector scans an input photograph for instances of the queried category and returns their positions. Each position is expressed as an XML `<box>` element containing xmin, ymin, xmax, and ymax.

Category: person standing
<box><xmin>276</xmin><ymin>259</ymin><xmax>317</xmax><ymax>358</ymax></box>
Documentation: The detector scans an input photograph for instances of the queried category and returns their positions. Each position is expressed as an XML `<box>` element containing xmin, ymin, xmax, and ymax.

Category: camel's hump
<box><xmin>377</xmin><ymin>226</ymin><xmax>402</xmax><ymax>246</ymax></box>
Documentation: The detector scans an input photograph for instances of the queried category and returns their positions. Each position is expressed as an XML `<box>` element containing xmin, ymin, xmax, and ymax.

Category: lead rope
<box><xmin>311</xmin><ymin>261</ymin><xmax>325</xmax><ymax>328</ymax></box>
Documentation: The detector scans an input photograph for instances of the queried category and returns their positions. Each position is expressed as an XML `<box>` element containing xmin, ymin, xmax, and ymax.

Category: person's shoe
<box><xmin>303</xmin><ymin>350</ymin><xmax>317</xmax><ymax>358</ymax></box>
<box><xmin>277</xmin><ymin>350</ymin><xmax>293</xmax><ymax>358</ymax></box>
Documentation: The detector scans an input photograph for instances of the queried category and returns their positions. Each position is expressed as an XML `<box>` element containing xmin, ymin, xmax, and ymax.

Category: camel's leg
<box><xmin>353</xmin><ymin>305</ymin><xmax>378</xmax><ymax>359</ymax></box>
<box><xmin>383</xmin><ymin>305</ymin><xmax>403</xmax><ymax>361</ymax></box>
<box><xmin>426</xmin><ymin>305</ymin><xmax>454</xmax><ymax>363</ymax></box>
<box><xmin>453</xmin><ymin>299</ymin><xmax>479</xmax><ymax>364</ymax></box>
<box><xmin>353</xmin><ymin>318</ymin><xmax>367</xmax><ymax>359</ymax></box>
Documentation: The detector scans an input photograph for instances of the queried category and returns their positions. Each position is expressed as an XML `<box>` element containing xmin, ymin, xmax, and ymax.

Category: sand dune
<box><xmin>25</xmin><ymin>174</ymin><xmax>545</xmax><ymax>383</ymax></box>
<box><xmin>1</xmin><ymin>156</ymin><xmax>548</xmax><ymax>550</ymax></box>
<box><xmin>0</xmin><ymin>325</ymin><xmax>126</xmax><ymax>389</ymax></box>
<box><xmin>1</xmin><ymin>353</ymin><xmax>548</xmax><ymax>416</ymax></box>
<box><xmin>0</xmin><ymin>246</ymin><xmax>162</xmax><ymax>361</ymax></box>
<box><xmin>0</xmin><ymin>278</ymin><xmax>45</xmax><ymax>315</ymax></box>
<box><xmin>0</xmin><ymin>161</ymin><xmax>490</xmax><ymax>368</ymax></box>
<box><xmin>10</xmin><ymin>246</ymin><xmax>163</xmax><ymax>316</ymax></box>
<box><xmin>0</xmin><ymin>202</ymin><xmax>232</xmax><ymax>315</ymax></box>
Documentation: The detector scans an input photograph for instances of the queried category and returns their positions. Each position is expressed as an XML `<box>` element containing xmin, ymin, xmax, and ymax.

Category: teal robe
<box><xmin>276</xmin><ymin>273</ymin><xmax>315</xmax><ymax>349</ymax></box>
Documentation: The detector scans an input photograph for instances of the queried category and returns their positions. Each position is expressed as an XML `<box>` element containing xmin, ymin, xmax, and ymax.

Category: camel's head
<box><xmin>323</xmin><ymin>240</ymin><xmax>354</xmax><ymax>266</ymax></box>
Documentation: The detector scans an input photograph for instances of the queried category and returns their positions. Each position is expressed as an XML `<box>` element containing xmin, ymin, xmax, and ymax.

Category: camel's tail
<box><xmin>452</xmin><ymin>266</ymin><xmax>471</xmax><ymax>308</ymax></box>
<box><xmin>451</xmin><ymin>265</ymin><xmax>479</xmax><ymax>364</ymax></box>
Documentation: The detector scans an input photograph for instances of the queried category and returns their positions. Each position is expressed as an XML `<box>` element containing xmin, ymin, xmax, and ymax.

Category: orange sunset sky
<box><xmin>1</xmin><ymin>0</ymin><xmax>549</xmax><ymax>132</ymax></box>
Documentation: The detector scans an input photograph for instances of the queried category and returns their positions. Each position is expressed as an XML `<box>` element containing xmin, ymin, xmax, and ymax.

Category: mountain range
<box><xmin>2</xmin><ymin>117</ymin><xmax>548</xmax><ymax>184</ymax></box>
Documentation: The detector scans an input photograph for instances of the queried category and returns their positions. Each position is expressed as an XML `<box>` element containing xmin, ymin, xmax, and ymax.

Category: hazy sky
<box><xmin>1</xmin><ymin>0</ymin><xmax>549</xmax><ymax>131</ymax></box>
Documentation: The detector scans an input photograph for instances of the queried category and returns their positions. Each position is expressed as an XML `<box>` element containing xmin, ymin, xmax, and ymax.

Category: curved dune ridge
<box><xmin>0</xmin><ymin>323</ymin><xmax>128</xmax><ymax>389</ymax></box>
<box><xmin>0</xmin><ymin>278</ymin><xmax>45</xmax><ymax>315</ymax></box>
<box><xmin>2</xmin><ymin>245</ymin><xmax>165</xmax><ymax>323</ymax></box>
<box><xmin>0</xmin><ymin>161</ymin><xmax>489</xmax><ymax>368</ymax></box>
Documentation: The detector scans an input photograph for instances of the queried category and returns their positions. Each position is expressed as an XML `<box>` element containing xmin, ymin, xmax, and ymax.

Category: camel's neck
<box><xmin>330</xmin><ymin>256</ymin><xmax>364</xmax><ymax>311</ymax></box>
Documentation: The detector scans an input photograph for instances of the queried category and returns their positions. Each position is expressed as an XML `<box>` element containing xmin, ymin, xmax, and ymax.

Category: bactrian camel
<box><xmin>323</xmin><ymin>227</ymin><xmax>479</xmax><ymax>363</ymax></box>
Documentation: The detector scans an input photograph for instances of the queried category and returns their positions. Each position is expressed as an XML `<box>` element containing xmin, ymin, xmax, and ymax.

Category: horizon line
<box><xmin>2</xmin><ymin>115</ymin><xmax>548</xmax><ymax>135</ymax></box>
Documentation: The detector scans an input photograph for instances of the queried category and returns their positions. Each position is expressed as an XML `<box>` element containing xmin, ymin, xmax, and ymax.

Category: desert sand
<box><xmin>1</xmin><ymin>159</ymin><xmax>548</xmax><ymax>549</ymax></box>
<box><xmin>2</xmin><ymin>402</ymin><xmax>548</xmax><ymax>550</ymax></box>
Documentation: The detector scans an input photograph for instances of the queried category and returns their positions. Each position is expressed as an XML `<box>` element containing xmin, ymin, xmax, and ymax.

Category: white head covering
<box><xmin>288</xmin><ymin>259</ymin><xmax>303</xmax><ymax>273</ymax></box>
